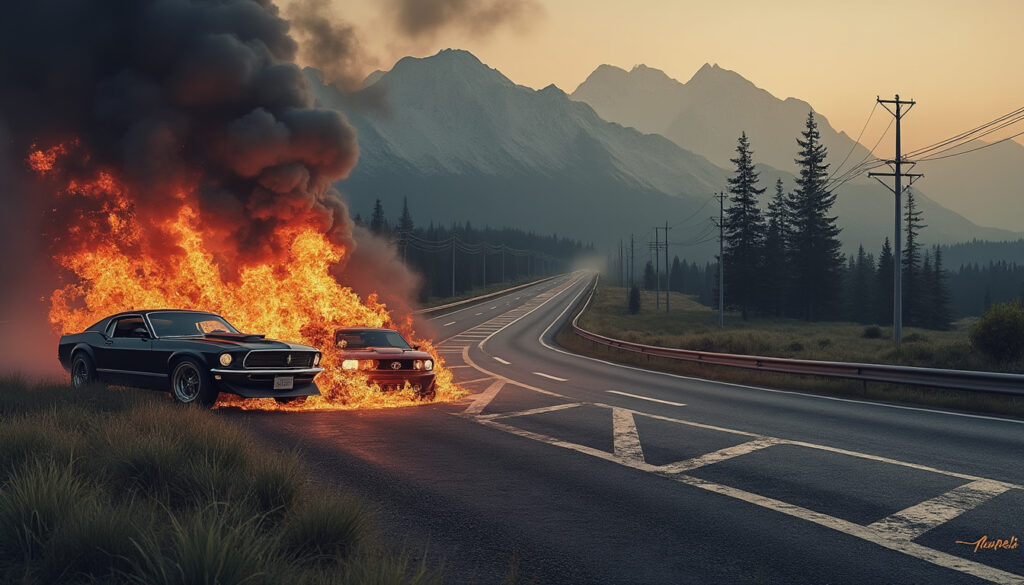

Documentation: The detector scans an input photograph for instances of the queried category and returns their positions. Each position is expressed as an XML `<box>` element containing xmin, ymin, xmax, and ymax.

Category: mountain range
<box><xmin>306</xmin><ymin>49</ymin><xmax>1020</xmax><ymax>259</ymax></box>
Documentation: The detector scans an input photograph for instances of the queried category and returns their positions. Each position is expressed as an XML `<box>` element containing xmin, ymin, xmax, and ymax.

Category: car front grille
<box><xmin>244</xmin><ymin>351</ymin><xmax>315</xmax><ymax>368</ymax></box>
<box><xmin>375</xmin><ymin>359</ymin><xmax>415</xmax><ymax>371</ymax></box>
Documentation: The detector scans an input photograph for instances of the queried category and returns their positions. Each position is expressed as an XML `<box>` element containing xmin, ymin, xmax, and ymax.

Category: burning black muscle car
<box><xmin>58</xmin><ymin>310</ymin><xmax>323</xmax><ymax>407</ymax></box>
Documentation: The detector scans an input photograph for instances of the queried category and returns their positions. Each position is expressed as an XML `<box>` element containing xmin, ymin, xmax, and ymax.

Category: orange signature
<box><xmin>955</xmin><ymin>535</ymin><xmax>1019</xmax><ymax>553</ymax></box>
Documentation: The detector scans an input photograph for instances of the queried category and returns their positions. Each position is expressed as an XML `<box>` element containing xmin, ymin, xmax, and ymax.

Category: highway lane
<box><xmin>420</xmin><ymin>276</ymin><xmax>572</xmax><ymax>344</ymax></box>
<box><xmin>232</xmin><ymin>271</ymin><xmax>1024</xmax><ymax>585</ymax></box>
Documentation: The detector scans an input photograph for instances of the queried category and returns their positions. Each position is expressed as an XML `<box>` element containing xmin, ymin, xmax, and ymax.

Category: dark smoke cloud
<box><xmin>390</xmin><ymin>0</ymin><xmax>543</xmax><ymax>39</ymax></box>
<box><xmin>0</xmin><ymin>0</ymin><xmax>421</xmax><ymax>375</ymax></box>
<box><xmin>287</xmin><ymin>0</ymin><xmax>376</xmax><ymax>92</ymax></box>
<box><xmin>0</xmin><ymin>0</ymin><xmax>360</xmax><ymax>268</ymax></box>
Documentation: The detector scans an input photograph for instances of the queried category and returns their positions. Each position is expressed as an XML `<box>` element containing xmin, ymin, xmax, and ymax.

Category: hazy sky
<box><xmin>311</xmin><ymin>0</ymin><xmax>1023</xmax><ymax>153</ymax></box>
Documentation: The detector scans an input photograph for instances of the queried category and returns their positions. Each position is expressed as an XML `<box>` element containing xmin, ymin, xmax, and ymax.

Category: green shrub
<box><xmin>817</xmin><ymin>338</ymin><xmax>832</xmax><ymax>349</ymax></box>
<box><xmin>786</xmin><ymin>341</ymin><xmax>804</xmax><ymax>352</ymax></box>
<box><xmin>970</xmin><ymin>300</ymin><xmax>1024</xmax><ymax>362</ymax></box>
<box><xmin>862</xmin><ymin>326</ymin><xmax>882</xmax><ymax>339</ymax></box>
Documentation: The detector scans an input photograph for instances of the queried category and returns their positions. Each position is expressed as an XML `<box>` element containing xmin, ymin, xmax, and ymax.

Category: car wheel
<box><xmin>170</xmin><ymin>358</ymin><xmax>218</xmax><ymax>408</ymax></box>
<box><xmin>274</xmin><ymin>397</ymin><xmax>303</xmax><ymax>405</ymax></box>
<box><xmin>70</xmin><ymin>353</ymin><xmax>99</xmax><ymax>390</ymax></box>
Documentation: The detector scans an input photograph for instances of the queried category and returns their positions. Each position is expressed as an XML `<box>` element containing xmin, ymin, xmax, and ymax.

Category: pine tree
<box><xmin>398</xmin><ymin>197</ymin><xmax>414</xmax><ymax>235</ymax></box>
<box><xmin>929</xmin><ymin>245</ymin><xmax>953</xmax><ymax>329</ymax></box>
<box><xmin>723</xmin><ymin>132</ymin><xmax>766</xmax><ymax>320</ymax></box>
<box><xmin>901</xmin><ymin>188</ymin><xmax>927</xmax><ymax>326</ymax></box>
<box><xmin>848</xmin><ymin>245</ymin><xmax>875</xmax><ymax>323</ymax></box>
<box><xmin>761</xmin><ymin>178</ymin><xmax>789</xmax><ymax>316</ymax></box>
<box><xmin>643</xmin><ymin>261</ymin><xmax>656</xmax><ymax>290</ymax></box>
<box><xmin>875</xmin><ymin>238</ymin><xmax>895</xmax><ymax>325</ymax></box>
<box><xmin>786</xmin><ymin>112</ymin><xmax>844</xmax><ymax>320</ymax></box>
<box><xmin>370</xmin><ymin>198</ymin><xmax>387</xmax><ymax>235</ymax></box>
<box><xmin>670</xmin><ymin>256</ymin><xmax>683</xmax><ymax>293</ymax></box>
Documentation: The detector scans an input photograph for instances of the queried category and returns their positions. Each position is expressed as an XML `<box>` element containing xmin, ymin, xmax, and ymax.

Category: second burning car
<box><xmin>335</xmin><ymin>328</ymin><xmax>436</xmax><ymax>399</ymax></box>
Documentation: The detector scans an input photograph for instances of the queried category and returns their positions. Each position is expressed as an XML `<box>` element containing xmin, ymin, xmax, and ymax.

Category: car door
<box><xmin>94</xmin><ymin>315</ymin><xmax>157</xmax><ymax>386</ymax></box>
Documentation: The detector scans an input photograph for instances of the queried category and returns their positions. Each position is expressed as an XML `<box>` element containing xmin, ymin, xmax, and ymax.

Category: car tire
<box><xmin>170</xmin><ymin>358</ymin><xmax>218</xmax><ymax>408</ymax></box>
<box><xmin>274</xmin><ymin>397</ymin><xmax>303</xmax><ymax>405</ymax></box>
<box><xmin>70</xmin><ymin>352</ymin><xmax>99</xmax><ymax>390</ymax></box>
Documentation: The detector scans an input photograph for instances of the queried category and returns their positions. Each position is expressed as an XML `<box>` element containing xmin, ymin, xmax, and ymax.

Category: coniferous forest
<box><xmin>618</xmin><ymin>113</ymin><xmax>1023</xmax><ymax>326</ymax></box>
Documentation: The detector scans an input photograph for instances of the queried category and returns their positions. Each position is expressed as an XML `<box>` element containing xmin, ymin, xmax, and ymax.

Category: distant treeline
<box><xmin>613</xmin><ymin>113</ymin><xmax>983</xmax><ymax>328</ymax></box>
<box><xmin>356</xmin><ymin>198</ymin><xmax>591</xmax><ymax>299</ymax></box>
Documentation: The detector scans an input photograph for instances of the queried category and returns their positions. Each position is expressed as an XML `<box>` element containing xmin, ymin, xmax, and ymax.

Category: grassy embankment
<box><xmin>0</xmin><ymin>376</ymin><xmax>443</xmax><ymax>585</ymax></box>
<box><xmin>556</xmin><ymin>283</ymin><xmax>1024</xmax><ymax>417</ymax></box>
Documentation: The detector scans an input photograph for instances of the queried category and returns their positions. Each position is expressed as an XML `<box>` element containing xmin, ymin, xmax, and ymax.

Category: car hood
<box><xmin>180</xmin><ymin>334</ymin><xmax>317</xmax><ymax>352</ymax></box>
<box><xmin>338</xmin><ymin>347</ymin><xmax>433</xmax><ymax>359</ymax></box>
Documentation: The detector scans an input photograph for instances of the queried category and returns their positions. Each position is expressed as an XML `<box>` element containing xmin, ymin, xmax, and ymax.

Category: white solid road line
<box><xmin>475</xmin><ymin>312</ymin><xmax>483</xmax><ymax>315</ymax></box>
<box><xmin>493</xmin><ymin>357</ymin><xmax>511</xmax><ymax>365</ymax></box>
<box><xmin>612</xmin><ymin>408</ymin><xmax>645</xmax><ymax>463</ymax></box>
<box><xmin>490</xmin><ymin>306</ymin><xmax>497</xmax><ymax>309</ymax></box>
<box><xmin>867</xmin><ymin>479</ymin><xmax>1014</xmax><ymax>541</ymax></box>
<box><xmin>442</xmin><ymin>321</ymin><xmax>456</xmax><ymax>327</ymax></box>
<box><xmin>534</xmin><ymin>372</ymin><xmax>568</xmax><ymax>382</ymax></box>
<box><xmin>607</xmin><ymin>390</ymin><xmax>686</xmax><ymax>407</ymax></box>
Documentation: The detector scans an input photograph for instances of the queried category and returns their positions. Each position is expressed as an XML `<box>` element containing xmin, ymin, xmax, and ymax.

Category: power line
<box><xmin>830</xmin><ymin>101</ymin><xmax>879</xmax><ymax>180</ymax></box>
<box><xmin>916</xmin><ymin>129</ymin><xmax>1024</xmax><ymax>161</ymax></box>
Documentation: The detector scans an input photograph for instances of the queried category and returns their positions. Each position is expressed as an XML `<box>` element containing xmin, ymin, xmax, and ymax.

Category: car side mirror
<box><xmin>132</xmin><ymin>327</ymin><xmax>149</xmax><ymax>339</ymax></box>
<box><xmin>413</xmin><ymin>345</ymin><xmax>420</xmax><ymax>350</ymax></box>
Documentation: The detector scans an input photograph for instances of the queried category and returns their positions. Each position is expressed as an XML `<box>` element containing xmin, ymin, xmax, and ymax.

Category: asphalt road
<box><xmin>228</xmin><ymin>272</ymin><xmax>1024</xmax><ymax>585</ymax></box>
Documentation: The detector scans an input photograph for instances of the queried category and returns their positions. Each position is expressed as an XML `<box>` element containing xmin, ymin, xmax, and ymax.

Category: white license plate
<box><xmin>273</xmin><ymin>376</ymin><xmax>294</xmax><ymax>390</ymax></box>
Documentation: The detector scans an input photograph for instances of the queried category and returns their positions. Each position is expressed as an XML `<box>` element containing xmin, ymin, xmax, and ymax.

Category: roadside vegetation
<box><xmin>558</xmin><ymin>284</ymin><xmax>1024</xmax><ymax>417</ymax></box>
<box><xmin>0</xmin><ymin>376</ymin><xmax>443</xmax><ymax>585</ymax></box>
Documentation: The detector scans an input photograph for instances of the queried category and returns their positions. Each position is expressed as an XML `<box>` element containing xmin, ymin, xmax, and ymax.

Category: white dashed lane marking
<box><xmin>442</xmin><ymin>321</ymin><xmax>456</xmax><ymax>327</ymax></box>
<box><xmin>533</xmin><ymin>372</ymin><xmax>568</xmax><ymax>382</ymax></box>
<box><xmin>493</xmin><ymin>357</ymin><xmax>511</xmax><ymax>365</ymax></box>
<box><xmin>607</xmin><ymin>390</ymin><xmax>686</xmax><ymax>407</ymax></box>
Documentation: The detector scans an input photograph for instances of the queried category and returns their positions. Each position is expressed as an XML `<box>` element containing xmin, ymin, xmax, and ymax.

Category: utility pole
<box><xmin>619</xmin><ymin>239</ymin><xmax>624</xmax><ymax>286</ymax></box>
<box><xmin>650</xmin><ymin>233</ymin><xmax>660</xmax><ymax>309</ymax></box>
<box><xmin>869</xmin><ymin>95</ymin><xmax>923</xmax><ymax>347</ymax></box>
<box><xmin>630</xmin><ymin>234</ymin><xmax>635</xmax><ymax>288</ymax></box>
<box><xmin>664</xmin><ymin>221</ymin><xmax>671</xmax><ymax>313</ymax></box>
<box><xmin>715</xmin><ymin>191</ymin><xmax>726</xmax><ymax>328</ymax></box>
<box><xmin>451</xmin><ymin>235</ymin><xmax>457</xmax><ymax>297</ymax></box>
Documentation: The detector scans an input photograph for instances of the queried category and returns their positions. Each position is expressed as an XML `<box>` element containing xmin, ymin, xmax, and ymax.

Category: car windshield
<box><xmin>335</xmin><ymin>330</ymin><xmax>412</xmax><ymax>349</ymax></box>
<box><xmin>148</xmin><ymin>312</ymin><xmax>239</xmax><ymax>337</ymax></box>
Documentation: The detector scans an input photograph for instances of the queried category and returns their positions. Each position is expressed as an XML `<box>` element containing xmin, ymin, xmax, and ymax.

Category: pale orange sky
<box><xmin>311</xmin><ymin>0</ymin><xmax>1023</xmax><ymax>154</ymax></box>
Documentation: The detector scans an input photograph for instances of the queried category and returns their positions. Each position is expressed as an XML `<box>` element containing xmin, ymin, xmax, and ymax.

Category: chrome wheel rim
<box><xmin>71</xmin><ymin>358</ymin><xmax>88</xmax><ymax>389</ymax></box>
<box><xmin>173</xmin><ymin>364</ymin><xmax>201</xmax><ymax>403</ymax></box>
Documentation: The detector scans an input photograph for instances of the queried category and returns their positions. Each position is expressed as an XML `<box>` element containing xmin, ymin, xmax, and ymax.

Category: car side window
<box><xmin>112</xmin><ymin>316</ymin><xmax>146</xmax><ymax>338</ymax></box>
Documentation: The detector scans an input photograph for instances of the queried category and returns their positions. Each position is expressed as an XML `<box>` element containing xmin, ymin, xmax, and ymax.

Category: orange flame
<box><xmin>38</xmin><ymin>144</ymin><xmax>463</xmax><ymax>409</ymax></box>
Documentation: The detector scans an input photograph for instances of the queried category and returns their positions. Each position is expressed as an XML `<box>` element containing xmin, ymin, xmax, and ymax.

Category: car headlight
<box><xmin>313</xmin><ymin>352</ymin><xmax>321</xmax><ymax>366</ymax></box>
<box><xmin>425</xmin><ymin>359</ymin><xmax>433</xmax><ymax>371</ymax></box>
<box><xmin>342</xmin><ymin>359</ymin><xmax>358</xmax><ymax>370</ymax></box>
<box><xmin>413</xmin><ymin>359</ymin><xmax>424</xmax><ymax>370</ymax></box>
<box><xmin>219</xmin><ymin>353</ymin><xmax>233</xmax><ymax>367</ymax></box>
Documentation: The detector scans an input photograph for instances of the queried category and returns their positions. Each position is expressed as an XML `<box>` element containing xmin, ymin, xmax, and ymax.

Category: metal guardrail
<box><xmin>414</xmin><ymin>275</ymin><xmax>560</xmax><ymax>316</ymax></box>
<box><xmin>570</xmin><ymin>275</ymin><xmax>1024</xmax><ymax>396</ymax></box>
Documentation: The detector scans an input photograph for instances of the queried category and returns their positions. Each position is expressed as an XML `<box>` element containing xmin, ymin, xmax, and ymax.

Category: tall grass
<box><xmin>0</xmin><ymin>377</ymin><xmax>445</xmax><ymax>585</ymax></box>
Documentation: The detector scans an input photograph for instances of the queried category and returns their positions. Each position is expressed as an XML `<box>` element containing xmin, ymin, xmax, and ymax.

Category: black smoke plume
<box><xmin>390</xmin><ymin>0</ymin><xmax>542</xmax><ymax>39</ymax></box>
<box><xmin>0</xmin><ymin>0</ymin><xmax>422</xmax><ymax>375</ymax></box>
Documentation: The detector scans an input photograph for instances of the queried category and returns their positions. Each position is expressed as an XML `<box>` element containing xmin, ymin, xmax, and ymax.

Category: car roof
<box><xmin>108</xmin><ymin>309</ymin><xmax>222</xmax><ymax>318</ymax></box>
<box><xmin>336</xmin><ymin>327</ymin><xmax>400</xmax><ymax>333</ymax></box>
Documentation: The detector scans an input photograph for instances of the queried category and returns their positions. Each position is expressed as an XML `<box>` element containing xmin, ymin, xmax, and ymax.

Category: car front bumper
<box><xmin>209</xmin><ymin>367</ymin><xmax>324</xmax><ymax>398</ymax></box>
<box><xmin>365</xmin><ymin>370</ymin><xmax>436</xmax><ymax>392</ymax></box>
